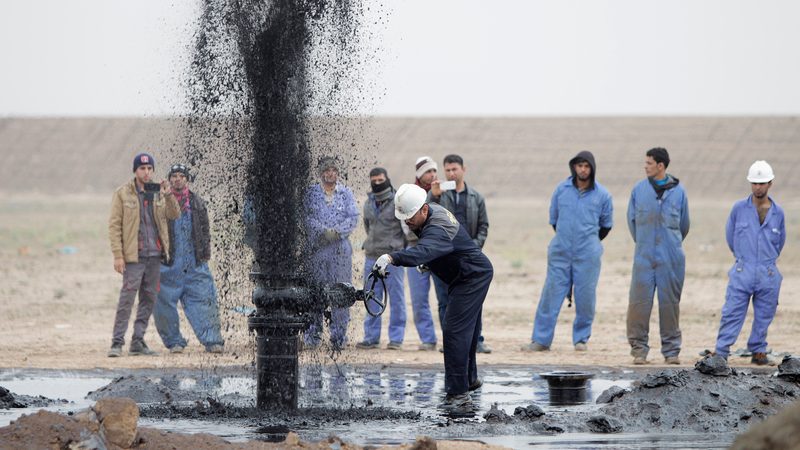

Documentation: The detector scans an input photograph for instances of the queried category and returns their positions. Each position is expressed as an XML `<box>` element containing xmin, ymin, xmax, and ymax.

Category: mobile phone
<box><xmin>440</xmin><ymin>180</ymin><xmax>456</xmax><ymax>191</ymax></box>
<box><xmin>144</xmin><ymin>182</ymin><xmax>161</xmax><ymax>192</ymax></box>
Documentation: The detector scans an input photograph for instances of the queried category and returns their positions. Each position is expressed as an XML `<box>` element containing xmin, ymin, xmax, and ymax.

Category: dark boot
<box><xmin>439</xmin><ymin>392</ymin><xmax>475</xmax><ymax>417</ymax></box>
<box><xmin>129</xmin><ymin>340</ymin><xmax>158</xmax><ymax>356</ymax></box>
<box><xmin>751</xmin><ymin>352</ymin><xmax>775</xmax><ymax>366</ymax></box>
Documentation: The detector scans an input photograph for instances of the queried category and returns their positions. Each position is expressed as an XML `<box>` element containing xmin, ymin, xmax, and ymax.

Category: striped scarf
<box><xmin>173</xmin><ymin>187</ymin><xmax>191</xmax><ymax>213</ymax></box>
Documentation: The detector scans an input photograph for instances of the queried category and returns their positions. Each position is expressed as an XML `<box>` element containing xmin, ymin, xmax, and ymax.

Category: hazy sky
<box><xmin>2</xmin><ymin>0</ymin><xmax>799</xmax><ymax>116</ymax></box>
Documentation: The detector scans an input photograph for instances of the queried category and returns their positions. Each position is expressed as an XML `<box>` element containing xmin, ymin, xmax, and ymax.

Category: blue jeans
<box><xmin>362</xmin><ymin>257</ymin><xmax>407</xmax><ymax>344</ymax></box>
<box><xmin>406</xmin><ymin>267</ymin><xmax>437</xmax><ymax>344</ymax></box>
<box><xmin>154</xmin><ymin>212</ymin><xmax>223</xmax><ymax>350</ymax></box>
<box><xmin>154</xmin><ymin>262</ymin><xmax>224</xmax><ymax>349</ymax></box>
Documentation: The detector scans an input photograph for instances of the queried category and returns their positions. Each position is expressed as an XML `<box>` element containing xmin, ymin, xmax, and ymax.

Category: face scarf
<box><xmin>173</xmin><ymin>187</ymin><xmax>191</xmax><ymax>213</ymax></box>
<box><xmin>372</xmin><ymin>179</ymin><xmax>393</xmax><ymax>202</ymax></box>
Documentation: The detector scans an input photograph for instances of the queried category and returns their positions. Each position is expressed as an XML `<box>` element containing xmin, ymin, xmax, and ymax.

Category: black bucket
<box><xmin>539</xmin><ymin>371</ymin><xmax>594</xmax><ymax>406</ymax></box>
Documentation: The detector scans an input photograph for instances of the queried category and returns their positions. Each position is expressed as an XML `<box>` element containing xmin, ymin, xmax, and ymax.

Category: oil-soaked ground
<box><xmin>2</xmin><ymin>363</ymin><xmax>799</xmax><ymax>449</ymax></box>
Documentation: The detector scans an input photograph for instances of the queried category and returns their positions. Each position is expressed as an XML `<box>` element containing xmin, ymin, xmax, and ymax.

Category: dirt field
<box><xmin>1</xmin><ymin>117</ymin><xmax>799</xmax><ymax>371</ymax></box>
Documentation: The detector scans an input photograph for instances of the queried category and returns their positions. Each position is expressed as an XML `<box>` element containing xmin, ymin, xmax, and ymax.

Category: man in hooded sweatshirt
<box><xmin>626</xmin><ymin>147</ymin><xmax>690</xmax><ymax>365</ymax></box>
<box><xmin>522</xmin><ymin>151</ymin><xmax>613</xmax><ymax>352</ymax></box>
<box><xmin>356</xmin><ymin>167</ymin><xmax>433</xmax><ymax>350</ymax></box>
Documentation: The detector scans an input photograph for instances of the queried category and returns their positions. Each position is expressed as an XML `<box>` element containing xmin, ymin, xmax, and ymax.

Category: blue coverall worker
<box><xmin>304</xmin><ymin>158</ymin><xmax>359</xmax><ymax>349</ymax></box>
<box><xmin>360</xmin><ymin>169</ymin><xmax>423</xmax><ymax>347</ymax></box>
<box><xmin>714</xmin><ymin>161</ymin><xmax>784</xmax><ymax>362</ymax></box>
<box><xmin>375</xmin><ymin>184</ymin><xmax>493</xmax><ymax>404</ymax></box>
<box><xmin>529</xmin><ymin>151</ymin><xmax>613</xmax><ymax>349</ymax></box>
<box><xmin>154</xmin><ymin>165</ymin><xmax>224</xmax><ymax>353</ymax></box>
<box><xmin>627</xmin><ymin>148</ymin><xmax>690</xmax><ymax>362</ymax></box>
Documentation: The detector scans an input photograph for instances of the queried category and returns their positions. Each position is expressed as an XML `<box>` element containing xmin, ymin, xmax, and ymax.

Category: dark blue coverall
<box><xmin>390</xmin><ymin>203</ymin><xmax>494</xmax><ymax>395</ymax></box>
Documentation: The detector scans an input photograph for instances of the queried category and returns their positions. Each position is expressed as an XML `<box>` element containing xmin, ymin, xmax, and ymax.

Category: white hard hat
<box><xmin>746</xmin><ymin>160</ymin><xmax>775</xmax><ymax>183</ymax></box>
<box><xmin>395</xmin><ymin>184</ymin><xmax>427</xmax><ymax>220</ymax></box>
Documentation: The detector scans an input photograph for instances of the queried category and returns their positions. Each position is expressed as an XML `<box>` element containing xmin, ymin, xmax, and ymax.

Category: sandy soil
<box><xmin>2</xmin><ymin>192</ymin><xmax>798</xmax><ymax>371</ymax></box>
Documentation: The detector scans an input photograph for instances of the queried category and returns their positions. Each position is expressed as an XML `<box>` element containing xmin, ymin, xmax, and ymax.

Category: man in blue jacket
<box><xmin>523</xmin><ymin>151</ymin><xmax>613</xmax><ymax>352</ymax></box>
<box><xmin>713</xmin><ymin>160</ymin><xmax>784</xmax><ymax>366</ymax></box>
<box><xmin>627</xmin><ymin>147</ymin><xmax>690</xmax><ymax>365</ymax></box>
<box><xmin>374</xmin><ymin>184</ymin><xmax>493</xmax><ymax>416</ymax></box>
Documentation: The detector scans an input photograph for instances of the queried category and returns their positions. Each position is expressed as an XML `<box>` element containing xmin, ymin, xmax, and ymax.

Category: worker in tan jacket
<box><xmin>107</xmin><ymin>153</ymin><xmax>180</xmax><ymax>357</ymax></box>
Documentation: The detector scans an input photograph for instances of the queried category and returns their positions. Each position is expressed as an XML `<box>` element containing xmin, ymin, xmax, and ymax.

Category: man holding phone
<box><xmin>428</xmin><ymin>154</ymin><xmax>492</xmax><ymax>353</ymax></box>
<box><xmin>107</xmin><ymin>153</ymin><xmax>180</xmax><ymax>357</ymax></box>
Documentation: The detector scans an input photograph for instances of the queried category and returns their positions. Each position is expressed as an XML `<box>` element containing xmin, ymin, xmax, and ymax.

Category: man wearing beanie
<box><xmin>304</xmin><ymin>156</ymin><xmax>360</xmax><ymax>350</ymax></box>
<box><xmin>414</xmin><ymin>156</ymin><xmax>438</xmax><ymax>191</ymax></box>
<box><xmin>107</xmin><ymin>153</ymin><xmax>180</xmax><ymax>357</ymax></box>
<box><xmin>401</xmin><ymin>156</ymin><xmax>440</xmax><ymax>351</ymax></box>
<box><xmin>153</xmin><ymin>164</ymin><xmax>225</xmax><ymax>355</ymax></box>
<box><xmin>356</xmin><ymin>168</ymin><xmax>437</xmax><ymax>351</ymax></box>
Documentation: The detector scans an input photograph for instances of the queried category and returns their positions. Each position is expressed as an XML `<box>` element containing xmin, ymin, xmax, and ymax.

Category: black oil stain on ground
<box><xmin>93</xmin><ymin>364</ymin><xmax>800</xmax><ymax>441</ymax></box>
<box><xmin>0</xmin><ymin>386</ymin><xmax>66</xmax><ymax>410</ymax></box>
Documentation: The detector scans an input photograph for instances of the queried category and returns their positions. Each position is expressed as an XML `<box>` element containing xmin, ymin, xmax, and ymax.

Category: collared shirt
<box><xmin>137</xmin><ymin>186</ymin><xmax>161</xmax><ymax>257</ymax></box>
<box><xmin>726</xmin><ymin>195</ymin><xmax>785</xmax><ymax>265</ymax></box>
<box><xmin>453</xmin><ymin>188</ymin><xmax>468</xmax><ymax>227</ymax></box>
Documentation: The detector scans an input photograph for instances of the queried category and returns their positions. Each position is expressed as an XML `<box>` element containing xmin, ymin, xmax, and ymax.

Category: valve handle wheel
<box><xmin>363</xmin><ymin>270</ymin><xmax>388</xmax><ymax>317</ymax></box>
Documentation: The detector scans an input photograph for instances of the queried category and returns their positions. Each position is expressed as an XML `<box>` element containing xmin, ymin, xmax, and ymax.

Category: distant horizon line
<box><xmin>1</xmin><ymin>113</ymin><xmax>798</xmax><ymax>120</ymax></box>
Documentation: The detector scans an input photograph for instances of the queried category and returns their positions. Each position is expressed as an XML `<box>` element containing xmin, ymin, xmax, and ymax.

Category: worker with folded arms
<box><xmin>713</xmin><ymin>160</ymin><xmax>785</xmax><ymax>367</ymax></box>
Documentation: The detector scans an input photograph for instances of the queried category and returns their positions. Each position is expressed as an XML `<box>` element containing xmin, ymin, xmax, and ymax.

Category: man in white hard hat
<box><xmin>428</xmin><ymin>154</ymin><xmax>492</xmax><ymax>354</ymax></box>
<box><xmin>373</xmin><ymin>183</ymin><xmax>494</xmax><ymax>417</ymax></box>
<box><xmin>712</xmin><ymin>160</ymin><xmax>785</xmax><ymax>366</ymax></box>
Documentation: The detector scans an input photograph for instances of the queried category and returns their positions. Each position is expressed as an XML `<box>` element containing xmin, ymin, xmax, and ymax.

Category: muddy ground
<box><xmin>76</xmin><ymin>361</ymin><xmax>800</xmax><ymax>436</ymax></box>
<box><xmin>3</xmin><ymin>359</ymin><xmax>800</xmax><ymax>447</ymax></box>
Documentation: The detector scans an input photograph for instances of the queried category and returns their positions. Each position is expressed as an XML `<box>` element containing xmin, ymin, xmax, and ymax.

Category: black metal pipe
<box><xmin>248</xmin><ymin>272</ymin><xmax>371</xmax><ymax>410</ymax></box>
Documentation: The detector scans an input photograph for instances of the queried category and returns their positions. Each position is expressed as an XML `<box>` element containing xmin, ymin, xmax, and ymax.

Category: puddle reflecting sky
<box><xmin>0</xmin><ymin>367</ymin><xmax>736</xmax><ymax>448</ymax></box>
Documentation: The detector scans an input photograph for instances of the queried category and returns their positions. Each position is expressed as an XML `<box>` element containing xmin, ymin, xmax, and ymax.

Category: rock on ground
<box><xmin>95</xmin><ymin>397</ymin><xmax>139</xmax><ymax>448</ymax></box>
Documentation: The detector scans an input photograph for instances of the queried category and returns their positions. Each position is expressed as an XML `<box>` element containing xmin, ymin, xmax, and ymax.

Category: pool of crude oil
<box><xmin>0</xmin><ymin>366</ymin><xmax>740</xmax><ymax>448</ymax></box>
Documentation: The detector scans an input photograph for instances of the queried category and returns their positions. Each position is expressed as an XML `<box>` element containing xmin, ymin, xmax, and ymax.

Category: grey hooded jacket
<box><xmin>427</xmin><ymin>183</ymin><xmax>489</xmax><ymax>248</ymax></box>
<box><xmin>363</xmin><ymin>191</ymin><xmax>406</xmax><ymax>258</ymax></box>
